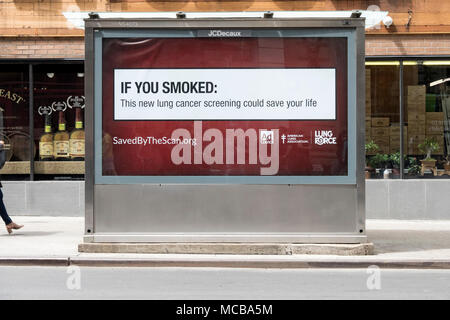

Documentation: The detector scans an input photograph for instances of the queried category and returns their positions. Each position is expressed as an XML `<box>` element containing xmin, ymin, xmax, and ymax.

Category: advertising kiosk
<box><xmin>83</xmin><ymin>12</ymin><xmax>366</xmax><ymax>244</ymax></box>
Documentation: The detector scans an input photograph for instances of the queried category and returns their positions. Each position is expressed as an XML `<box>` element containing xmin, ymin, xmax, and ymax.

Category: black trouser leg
<box><xmin>0</xmin><ymin>189</ymin><xmax>12</xmax><ymax>225</ymax></box>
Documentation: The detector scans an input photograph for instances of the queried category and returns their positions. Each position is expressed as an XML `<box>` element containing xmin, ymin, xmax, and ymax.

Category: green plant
<box><xmin>368</xmin><ymin>153</ymin><xmax>389</xmax><ymax>169</ymax></box>
<box><xmin>389</xmin><ymin>152</ymin><xmax>401</xmax><ymax>168</ymax></box>
<box><xmin>418</xmin><ymin>137</ymin><xmax>439</xmax><ymax>160</ymax></box>
<box><xmin>408</xmin><ymin>164</ymin><xmax>421</xmax><ymax>175</ymax></box>
<box><xmin>365</xmin><ymin>140</ymin><xmax>380</xmax><ymax>169</ymax></box>
<box><xmin>365</xmin><ymin>140</ymin><xmax>379</xmax><ymax>154</ymax></box>
<box><xmin>407</xmin><ymin>157</ymin><xmax>421</xmax><ymax>175</ymax></box>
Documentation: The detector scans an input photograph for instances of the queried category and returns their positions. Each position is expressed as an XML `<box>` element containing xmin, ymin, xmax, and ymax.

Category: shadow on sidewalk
<box><xmin>0</xmin><ymin>231</ymin><xmax>60</xmax><ymax>237</ymax></box>
<box><xmin>367</xmin><ymin>230</ymin><xmax>450</xmax><ymax>254</ymax></box>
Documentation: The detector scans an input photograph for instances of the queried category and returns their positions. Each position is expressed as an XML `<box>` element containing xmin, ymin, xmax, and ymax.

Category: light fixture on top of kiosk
<box><xmin>264</xmin><ymin>11</ymin><xmax>274</xmax><ymax>19</ymax></box>
<box><xmin>88</xmin><ymin>12</ymin><xmax>99</xmax><ymax>19</ymax></box>
<box><xmin>350</xmin><ymin>10</ymin><xmax>362</xmax><ymax>18</ymax></box>
<box><xmin>176</xmin><ymin>12</ymin><xmax>186</xmax><ymax>19</ymax></box>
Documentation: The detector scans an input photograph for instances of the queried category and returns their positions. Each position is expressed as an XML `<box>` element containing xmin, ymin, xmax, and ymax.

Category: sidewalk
<box><xmin>1</xmin><ymin>216</ymin><xmax>450</xmax><ymax>268</ymax></box>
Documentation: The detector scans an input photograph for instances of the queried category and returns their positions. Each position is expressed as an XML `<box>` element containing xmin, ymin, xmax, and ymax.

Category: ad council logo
<box><xmin>260</xmin><ymin>130</ymin><xmax>274</xmax><ymax>144</ymax></box>
<box><xmin>314</xmin><ymin>130</ymin><xmax>337</xmax><ymax>145</ymax></box>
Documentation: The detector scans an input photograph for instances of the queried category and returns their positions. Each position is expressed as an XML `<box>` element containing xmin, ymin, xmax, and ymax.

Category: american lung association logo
<box><xmin>314</xmin><ymin>130</ymin><xmax>337</xmax><ymax>145</ymax></box>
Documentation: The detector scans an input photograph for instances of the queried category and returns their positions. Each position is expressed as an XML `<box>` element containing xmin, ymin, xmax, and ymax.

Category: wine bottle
<box><xmin>69</xmin><ymin>108</ymin><xmax>85</xmax><ymax>161</ymax></box>
<box><xmin>53</xmin><ymin>111</ymin><xmax>70</xmax><ymax>161</ymax></box>
<box><xmin>39</xmin><ymin>114</ymin><xmax>54</xmax><ymax>161</ymax></box>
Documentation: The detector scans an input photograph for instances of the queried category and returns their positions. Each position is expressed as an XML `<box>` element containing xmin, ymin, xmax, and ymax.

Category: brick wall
<box><xmin>0</xmin><ymin>37</ymin><xmax>84</xmax><ymax>59</ymax></box>
<box><xmin>2</xmin><ymin>0</ymin><xmax>450</xmax><ymax>36</ymax></box>
<box><xmin>1</xmin><ymin>35</ymin><xmax>450</xmax><ymax>60</ymax></box>
<box><xmin>366</xmin><ymin>34</ymin><xmax>450</xmax><ymax>56</ymax></box>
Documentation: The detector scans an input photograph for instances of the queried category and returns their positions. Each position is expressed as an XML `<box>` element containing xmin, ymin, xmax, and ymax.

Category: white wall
<box><xmin>2</xmin><ymin>181</ymin><xmax>84</xmax><ymax>216</ymax></box>
<box><xmin>366</xmin><ymin>179</ymin><xmax>450</xmax><ymax>220</ymax></box>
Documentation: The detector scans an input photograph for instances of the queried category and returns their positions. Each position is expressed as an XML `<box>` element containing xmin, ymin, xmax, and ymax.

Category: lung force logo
<box><xmin>314</xmin><ymin>130</ymin><xmax>337</xmax><ymax>145</ymax></box>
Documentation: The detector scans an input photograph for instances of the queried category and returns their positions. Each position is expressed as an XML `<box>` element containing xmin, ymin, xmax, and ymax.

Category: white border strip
<box><xmin>63</xmin><ymin>11</ymin><xmax>388</xmax><ymax>30</ymax></box>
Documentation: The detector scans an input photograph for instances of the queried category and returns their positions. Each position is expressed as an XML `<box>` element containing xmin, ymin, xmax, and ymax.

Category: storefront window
<box><xmin>404</xmin><ymin>61</ymin><xmax>450</xmax><ymax>178</ymax></box>
<box><xmin>0</xmin><ymin>64</ymin><xmax>30</xmax><ymax>180</ymax></box>
<box><xmin>365</xmin><ymin>61</ymin><xmax>401</xmax><ymax>179</ymax></box>
<box><xmin>33</xmin><ymin>63</ymin><xmax>85</xmax><ymax>180</ymax></box>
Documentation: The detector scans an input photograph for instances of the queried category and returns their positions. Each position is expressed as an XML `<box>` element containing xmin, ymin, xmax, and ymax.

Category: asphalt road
<box><xmin>0</xmin><ymin>266</ymin><xmax>449</xmax><ymax>300</ymax></box>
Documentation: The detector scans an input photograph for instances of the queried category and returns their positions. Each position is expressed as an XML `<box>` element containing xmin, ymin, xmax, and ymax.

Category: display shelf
<box><xmin>35</xmin><ymin>161</ymin><xmax>85</xmax><ymax>174</ymax></box>
<box><xmin>0</xmin><ymin>161</ymin><xmax>85</xmax><ymax>175</ymax></box>
<box><xmin>0</xmin><ymin>161</ymin><xmax>30</xmax><ymax>174</ymax></box>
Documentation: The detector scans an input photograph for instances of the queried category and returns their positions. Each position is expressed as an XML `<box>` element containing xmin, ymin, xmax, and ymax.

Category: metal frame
<box><xmin>0</xmin><ymin>59</ymin><xmax>84</xmax><ymax>64</ymax></box>
<box><xmin>399</xmin><ymin>61</ymin><xmax>405</xmax><ymax>178</ymax></box>
<box><xmin>84</xmin><ymin>16</ymin><xmax>366</xmax><ymax>243</ymax></box>
<box><xmin>366</xmin><ymin>56</ymin><xmax>450</xmax><ymax>60</ymax></box>
<box><xmin>28</xmin><ymin>64</ymin><xmax>34</xmax><ymax>181</ymax></box>
<box><xmin>85</xmin><ymin>26</ymin><xmax>95</xmax><ymax>234</ymax></box>
<box><xmin>93</xmin><ymin>28</ymin><xmax>356</xmax><ymax>185</ymax></box>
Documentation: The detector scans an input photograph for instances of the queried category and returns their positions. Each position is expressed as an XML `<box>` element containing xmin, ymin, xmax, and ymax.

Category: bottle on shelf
<box><xmin>69</xmin><ymin>108</ymin><xmax>85</xmax><ymax>161</ymax></box>
<box><xmin>39</xmin><ymin>114</ymin><xmax>54</xmax><ymax>161</ymax></box>
<box><xmin>53</xmin><ymin>111</ymin><xmax>70</xmax><ymax>161</ymax></box>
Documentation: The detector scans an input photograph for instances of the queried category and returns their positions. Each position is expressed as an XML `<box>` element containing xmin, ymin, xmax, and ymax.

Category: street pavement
<box><xmin>1</xmin><ymin>217</ymin><xmax>450</xmax><ymax>268</ymax></box>
<box><xmin>1</xmin><ymin>266</ymin><xmax>449</xmax><ymax>299</ymax></box>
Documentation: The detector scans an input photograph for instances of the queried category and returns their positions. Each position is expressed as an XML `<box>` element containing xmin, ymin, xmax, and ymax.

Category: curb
<box><xmin>2</xmin><ymin>257</ymin><xmax>450</xmax><ymax>269</ymax></box>
<box><xmin>0</xmin><ymin>258</ymin><xmax>69</xmax><ymax>267</ymax></box>
<box><xmin>68</xmin><ymin>258</ymin><xmax>450</xmax><ymax>269</ymax></box>
<box><xmin>78</xmin><ymin>242</ymin><xmax>375</xmax><ymax>256</ymax></box>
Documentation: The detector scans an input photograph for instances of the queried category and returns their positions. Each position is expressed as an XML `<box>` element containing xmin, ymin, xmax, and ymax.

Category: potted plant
<box><xmin>418</xmin><ymin>137</ymin><xmax>439</xmax><ymax>165</ymax></box>
<box><xmin>368</xmin><ymin>153</ymin><xmax>389</xmax><ymax>178</ymax></box>
<box><xmin>418</xmin><ymin>137</ymin><xmax>440</xmax><ymax>176</ymax></box>
<box><xmin>407</xmin><ymin>157</ymin><xmax>421</xmax><ymax>177</ymax></box>
<box><xmin>444</xmin><ymin>155</ymin><xmax>450</xmax><ymax>172</ymax></box>
<box><xmin>389</xmin><ymin>152</ymin><xmax>401</xmax><ymax>177</ymax></box>
<box><xmin>365</xmin><ymin>140</ymin><xmax>379</xmax><ymax>179</ymax></box>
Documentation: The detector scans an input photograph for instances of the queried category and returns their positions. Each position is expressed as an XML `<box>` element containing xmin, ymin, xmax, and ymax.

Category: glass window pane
<box><xmin>365</xmin><ymin>62</ymin><xmax>401</xmax><ymax>179</ymax></box>
<box><xmin>33</xmin><ymin>64</ymin><xmax>85</xmax><ymax>180</ymax></box>
<box><xmin>0</xmin><ymin>64</ymin><xmax>30</xmax><ymax>180</ymax></box>
<box><xmin>404</xmin><ymin>61</ymin><xmax>450</xmax><ymax>178</ymax></box>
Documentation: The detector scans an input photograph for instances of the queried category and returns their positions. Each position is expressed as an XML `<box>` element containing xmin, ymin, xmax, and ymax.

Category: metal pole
<box><xmin>29</xmin><ymin>64</ymin><xmax>34</xmax><ymax>181</ymax></box>
<box><xmin>399</xmin><ymin>61</ymin><xmax>404</xmax><ymax>179</ymax></box>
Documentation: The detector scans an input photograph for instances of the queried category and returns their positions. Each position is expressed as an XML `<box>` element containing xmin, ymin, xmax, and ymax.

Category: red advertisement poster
<box><xmin>102</xmin><ymin>37</ymin><xmax>348</xmax><ymax>176</ymax></box>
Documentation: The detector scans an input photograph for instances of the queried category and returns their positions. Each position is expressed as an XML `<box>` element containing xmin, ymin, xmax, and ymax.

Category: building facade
<box><xmin>1</xmin><ymin>1</ymin><xmax>450</xmax><ymax>219</ymax></box>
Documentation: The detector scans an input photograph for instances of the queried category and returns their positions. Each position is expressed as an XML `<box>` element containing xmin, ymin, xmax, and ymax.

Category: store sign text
<box><xmin>0</xmin><ymin>89</ymin><xmax>25</xmax><ymax>104</ymax></box>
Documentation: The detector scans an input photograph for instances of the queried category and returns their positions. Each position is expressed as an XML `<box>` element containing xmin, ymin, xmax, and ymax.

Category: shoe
<box><xmin>6</xmin><ymin>222</ymin><xmax>23</xmax><ymax>234</ymax></box>
<box><xmin>11</xmin><ymin>223</ymin><xmax>23</xmax><ymax>230</ymax></box>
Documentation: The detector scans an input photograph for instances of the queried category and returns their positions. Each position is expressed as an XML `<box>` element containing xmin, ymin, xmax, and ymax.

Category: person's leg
<box><xmin>0</xmin><ymin>189</ymin><xmax>12</xmax><ymax>225</ymax></box>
